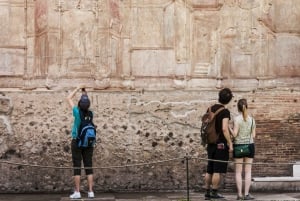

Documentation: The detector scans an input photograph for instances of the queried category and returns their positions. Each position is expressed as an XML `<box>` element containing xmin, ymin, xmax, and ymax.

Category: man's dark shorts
<box><xmin>207</xmin><ymin>143</ymin><xmax>229</xmax><ymax>174</ymax></box>
<box><xmin>71</xmin><ymin>139</ymin><xmax>94</xmax><ymax>176</ymax></box>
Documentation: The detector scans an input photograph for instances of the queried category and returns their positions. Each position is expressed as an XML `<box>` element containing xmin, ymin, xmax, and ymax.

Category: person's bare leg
<box><xmin>244</xmin><ymin>158</ymin><xmax>253</xmax><ymax>196</ymax></box>
<box><xmin>74</xmin><ymin>175</ymin><xmax>80</xmax><ymax>192</ymax></box>
<box><xmin>205</xmin><ymin>173</ymin><xmax>212</xmax><ymax>189</ymax></box>
<box><xmin>210</xmin><ymin>173</ymin><xmax>224</xmax><ymax>198</ymax></box>
<box><xmin>87</xmin><ymin>174</ymin><xmax>94</xmax><ymax>192</ymax></box>
<box><xmin>211</xmin><ymin>173</ymin><xmax>220</xmax><ymax>189</ymax></box>
<box><xmin>235</xmin><ymin>158</ymin><xmax>244</xmax><ymax>198</ymax></box>
<box><xmin>204</xmin><ymin>172</ymin><xmax>212</xmax><ymax>198</ymax></box>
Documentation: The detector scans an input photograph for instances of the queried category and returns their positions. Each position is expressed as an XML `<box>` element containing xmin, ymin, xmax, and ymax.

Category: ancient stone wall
<box><xmin>0</xmin><ymin>0</ymin><xmax>299</xmax><ymax>193</ymax></box>
<box><xmin>0</xmin><ymin>89</ymin><xmax>299</xmax><ymax>193</ymax></box>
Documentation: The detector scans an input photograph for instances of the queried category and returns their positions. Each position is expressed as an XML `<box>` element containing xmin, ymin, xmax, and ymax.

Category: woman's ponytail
<box><xmin>237</xmin><ymin>99</ymin><xmax>248</xmax><ymax>122</ymax></box>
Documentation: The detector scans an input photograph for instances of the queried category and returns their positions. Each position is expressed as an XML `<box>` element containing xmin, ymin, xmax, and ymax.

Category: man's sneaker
<box><xmin>244</xmin><ymin>194</ymin><xmax>255</xmax><ymax>200</ymax></box>
<box><xmin>70</xmin><ymin>191</ymin><xmax>81</xmax><ymax>199</ymax></box>
<box><xmin>88</xmin><ymin>191</ymin><xmax>95</xmax><ymax>198</ymax></box>
<box><xmin>204</xmin><ymin>193</ymin><xmax>211</xmax><ymax>200</ymax></box>
<box><xmin>210</xmin><ymin>192</ymin><xmax>225</xmax><ymax>199</ymax></box>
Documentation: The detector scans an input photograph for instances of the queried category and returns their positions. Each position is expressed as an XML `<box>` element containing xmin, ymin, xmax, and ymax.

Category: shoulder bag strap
<box><xmin>214</xmin><ymin>106</ymin><xmax>225</xmax><ymax>116</ymax></box>
<box><xmin>248</xmin><ymin>117</ymin><xmax>253</xmax><ymax>143</ymax></box>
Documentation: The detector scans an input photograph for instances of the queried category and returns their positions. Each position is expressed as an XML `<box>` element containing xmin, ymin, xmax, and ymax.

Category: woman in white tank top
<box><xmin>230</xmin><ymin>99</ymin><xmax>256</xmax><ymax>200</ymax></box>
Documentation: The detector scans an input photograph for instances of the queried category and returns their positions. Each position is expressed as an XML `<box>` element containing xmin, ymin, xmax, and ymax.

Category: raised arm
<box><xmin>66</xmin><ymin>84</ymin><xmax>85</xmax><ymax>109</ymax></box>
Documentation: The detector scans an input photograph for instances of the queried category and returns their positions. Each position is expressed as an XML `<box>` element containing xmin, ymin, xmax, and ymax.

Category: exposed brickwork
<box><xmin>248</xmin><ymin>91</ymin><xmax>300</xmax><ymax>177</ymax></box>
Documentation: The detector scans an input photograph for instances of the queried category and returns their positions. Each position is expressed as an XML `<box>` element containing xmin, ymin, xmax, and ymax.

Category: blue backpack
<box><xmin>77</xmin><ymin>110</ymin><xmax>96</xmax><ymax>148</ymax></box>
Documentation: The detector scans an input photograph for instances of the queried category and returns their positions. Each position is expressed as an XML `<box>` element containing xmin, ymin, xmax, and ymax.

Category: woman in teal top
<box><xmin>71</xmin><ymin>106</ymin><xmax>81</xmax><ymax>139</ymax></box>
<box><xmin>67</xmin><ymin>85</ymin><xmax>95</xmax><ymax>199</ymax></box>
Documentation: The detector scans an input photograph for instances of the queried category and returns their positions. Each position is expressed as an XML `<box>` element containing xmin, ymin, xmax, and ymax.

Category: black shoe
<box><xmin>244</xmin><ymin>194</ymin><xmax>255</xmax><ymax>200</ymax></box>
<box><xmin>236</xmin><ymin>195</ymin><xmax>243</xmax><ymax>200</ymax></box>
<box><xmin>210</xmin><ymin>192</ymin><xmax>225</xmax><ymax>199</ymax></box>
<box><xmin>204</xmin><ymin>193</ymin><xmax>211</xmax><ymax>200</ymax></box>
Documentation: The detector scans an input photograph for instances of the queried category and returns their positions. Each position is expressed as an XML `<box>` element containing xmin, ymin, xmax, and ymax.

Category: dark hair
<box><xmin>218</xmin><ymin>88</ymin><xmax>233</xmax><ymax>104</ymax></box>
<box><xmin>78</xmin><ymin>94</ymin><xmax>90</xmax><ymax>113</ymax></box>
<box><xmin>237</xmin><ymin>98</ymin><xmax>248</xmax><ymax>121</ymax></box>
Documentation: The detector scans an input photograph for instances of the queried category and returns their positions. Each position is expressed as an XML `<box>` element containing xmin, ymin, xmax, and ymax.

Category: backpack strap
<box><xmin>211</xmin><ymin>106</ymin><xmax>225</xmax><ymax>138</ymax></box>
<box><xmin>87</xmin><ymin>110</ymin><xmax>93</xmax><ymax>121</ymax></box>
<box><xmin>78</xmin><ymin>110</ymin><xmax>94</xmax><ymax>130</ymax></box>
<box><xmin>248</xmin><ymin>117</ymin><xmax>253</xmax><ymax>143</ymax></box>
<box><xmin>78</xmin><ymin>110</ymin><xmax>94</xmax><ymax>133</ymax></box>
<box><xmin>210</xmin><ymin>105</ymin><xmax>225</xmax><ymax>116</ymax></box>
<box><xmin>79</xmin><ymin>109</ymin><xmax>93</xmax><ymax>120</ymax></box>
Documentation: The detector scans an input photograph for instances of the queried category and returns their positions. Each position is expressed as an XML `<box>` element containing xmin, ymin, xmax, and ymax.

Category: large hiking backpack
<box><xmin>200</xmin><ymin>106</ymin><xmax>224</xmax><ymax>146</ymax></box>
<box><xmin>77</xmin><ymin>110</ymin><xmax>96</xmax><ymax>148</ymax></box>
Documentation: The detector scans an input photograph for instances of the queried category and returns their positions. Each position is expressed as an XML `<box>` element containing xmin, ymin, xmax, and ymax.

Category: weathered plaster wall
<box><xmin>0</xmin><ymin>0</ymin><xmax>299</xmax><ymax>90</ymax></box>
<box><xmin>0</xmin><ymin>0</ymin><xmax>299</xmax><ymax>193</ymax></box>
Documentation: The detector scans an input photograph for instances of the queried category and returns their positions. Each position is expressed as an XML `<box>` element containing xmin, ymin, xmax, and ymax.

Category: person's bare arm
<box><xmin>223</xmin><ymin>118</ymin><xmax>233</xmax><ymax>152</ymax></box>
<box><xmin>252</xmin><ymin>129</ymin><xmax>256</xmax><ymax>139</ymax></box>
<box><xmin>66</xmin><ymin>84</ymin><xmax>85</xmax><ymax>109</ymax></box>
<box><xmin>252</xmin><ymin>120</ymin><xmax>256</xmax><ymax>139</ymax></box>
<box><xmin>230</xmin><ymin>120</ymin><xmax>239</xmax><ymax>138</ymax></box>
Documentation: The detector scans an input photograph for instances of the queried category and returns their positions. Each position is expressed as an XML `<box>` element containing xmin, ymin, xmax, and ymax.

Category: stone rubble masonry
<box><xmin>0</xmin><ymin>89</ymin><xmax>299</xmax><ymax>193</ymax></box>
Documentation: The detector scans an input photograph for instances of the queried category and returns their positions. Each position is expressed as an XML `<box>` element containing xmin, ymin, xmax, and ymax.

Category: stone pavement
<box><xmin>0</xmin><ymin>192</ymin><xmax>300</xmax><ymax>201</ymax></box>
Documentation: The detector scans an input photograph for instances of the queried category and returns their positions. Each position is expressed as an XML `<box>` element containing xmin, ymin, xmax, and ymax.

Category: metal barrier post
<box><xmin>185</xmin><ymin>155</ymin><xmax>190</xmax><ymax>201</ymax></box>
